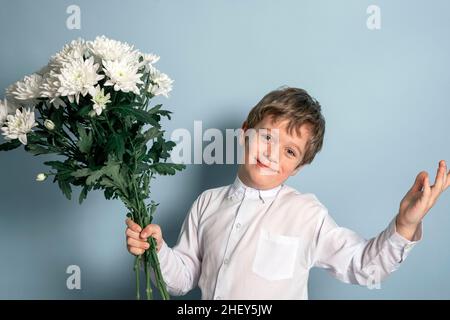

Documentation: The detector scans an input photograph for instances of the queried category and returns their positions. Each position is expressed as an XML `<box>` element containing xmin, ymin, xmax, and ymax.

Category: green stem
<box><xmin>149</xmin><ymin>237</ymin><xmax>170</xmax><ymax>300</ymax></box>
<box><xmin>53</xmin><ymin>129</ymin><xmax>78</xmax><ymax>151</ymax></box>
<box><xmin>130</xmin><ymin>181</ymin><xmax>170</xmax><ymax>300</ymax></box>
<box><xmin>134</xmin><ymin>255</ymin><xmax>141</xmax><ymax>300</ymax></box>
<box><xmin>144</xmin><ymin>253</ymin><xmax>153</xmax><ymax>300</ymax></box>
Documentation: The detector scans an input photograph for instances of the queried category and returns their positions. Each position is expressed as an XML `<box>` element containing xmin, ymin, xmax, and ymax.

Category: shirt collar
<box><xmin>227</xmin><ymin>174</ymin><xmax>283</xmax><ymax>203</ymax></box>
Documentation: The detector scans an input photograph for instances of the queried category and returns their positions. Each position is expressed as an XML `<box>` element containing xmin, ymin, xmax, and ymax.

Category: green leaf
<box><xmin>44</xmin><ymin>160</ymin><xmax>71</xmax><ymax>171</ymax></box>
<box><xmin>24</xmin><ymin>144</ymin><xmax>45</xmax><ymax>155</ymax></box>
<box><xmin>79</xmin><ymin>185</ymin><xmax>89</xmax><ymax>204</ymax></box>
<box><xmin>103</xmin><ymin>163</ymin><xmax>128</xmax><ymax>194</ymax></box>
<box><xmin>143</xmin><ymin>127</ymin><xmax>162</xmax><ymax>142</ymax></box>
<box><xmin>77</xmin><ymin>105</ymin><xmax>93</xmax><ymax>117</ymax></box>
<box><xmin>136</xmin><ymin>163</ymin><xmax>151</xmax><ymax>174</ymax></box>
<box><xmin>110</xmin><ymin>105</ymin><xmax>160</xmax><ymax>127</ymax></box>
<box><xmin>104</xmin><ymin>187</ymin><xmax>115</xmax><ymax>200</ymax></box>
<box><xmin>33</xmin><ymin>130</ymin><xmax>51</xmax><ymax>139</ymax></box>
<box><xmin>106</xmin><ymin>133</ymin><xmax>125</xmax><ymax>160</ymax></box>
<box><xmin>149</xmin><ymin>104</ymin><xmax>172</xmax><ymax>120</ymax></box>
<box><xmin>71</xmin><ymin>168</ymin><xmax>92</xmax><ymax>178</ymax></box>
<box><xmin>149</xmin><ymin>163</ymin><xmax>186</xmax><ymax>176</ymax></box>
<box><xmin>48</xmin><ymin>107</ymin><xmax>65</xmax><ymax>129</ymax></box>
<box><xmin>24</xmin><ymin>144</ymin><xmax>54</xmax><ymax>156</ymax></box>
<box><xmin>99</xmin><ymin>176</ymin><xmax>116</xmax><ymax>188</ymax></box>
<box><xmin>0</xmin><ymin>139</ymin><xmax>22</xmax><ymax>151</ymax></box>
<box><xmin>148</xmin><ymin>200</ymin><xmax>159</xmax><ymax>216</ymax></box>
<box><xmin>86</xmin><ymin>169</ymin><xmax>105</xmax><ymax>185</ymax></box>
<box><xmin>57</xmin><ymin>179</ymin><xmax>72</xmax><ymax>200</ymax></box>
<box><xmin>76</xmin><ymin>124</ymin><xmax>93</xmax><ymax>154</ymax></box>
<box><xmin>147</xmin><ymin>104</ymin><xmax>162</xmax><ymax>114</ymax></box>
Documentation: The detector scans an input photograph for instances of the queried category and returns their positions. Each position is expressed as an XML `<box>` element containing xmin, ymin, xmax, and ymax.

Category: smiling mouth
<box><xmin>255</xmin><ymin>157</ymin><xmax>276</xmax><ymax>172</ymax></box>
<box><xmin>256</xmin><ymin>158</ymin><xmax>269</xmax><ymax>168</ymax></box>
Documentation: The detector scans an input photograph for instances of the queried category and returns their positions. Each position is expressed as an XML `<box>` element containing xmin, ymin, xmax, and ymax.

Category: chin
<box><xmin>247</xmin><ymin>164</ymin><xmax>281</xmax><ymax>188</ymax></box>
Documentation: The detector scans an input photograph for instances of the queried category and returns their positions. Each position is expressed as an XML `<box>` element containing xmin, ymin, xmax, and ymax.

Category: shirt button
<box><xmin>236</xmin><ymin>223</ymin><xmax>241</xmax><ymax>229</ymax></box>
<box><xmin>224</xmin><ymin>258</ymin><xmax>230</xmax><ymax>265</ymax></box>
<box><xmin>215</xmin><ymin>296</ymin><xmax>222</xmax><ymax>300</ymax></box>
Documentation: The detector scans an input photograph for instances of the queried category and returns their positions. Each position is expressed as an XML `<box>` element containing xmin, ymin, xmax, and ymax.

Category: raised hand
<box><xmin>396</xmin><ymin>160</ymin><xmax>450</xmax><ymax>240</ymax></box>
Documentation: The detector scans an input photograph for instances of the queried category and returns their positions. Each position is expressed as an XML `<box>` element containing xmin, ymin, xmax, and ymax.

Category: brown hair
<box><xmin>244</xmin><ymin>86</ymin><xmax>325</xmax><ymax>167</ymax></box>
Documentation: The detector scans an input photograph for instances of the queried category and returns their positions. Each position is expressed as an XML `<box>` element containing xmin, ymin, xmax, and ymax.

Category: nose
<box><xmin>262</xmin><ymin>143</ymin><xmax>279</xmax><ymax>165</ymax></box>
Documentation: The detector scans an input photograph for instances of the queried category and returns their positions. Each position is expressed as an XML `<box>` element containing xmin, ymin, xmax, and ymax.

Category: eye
<box><xmin>286</xmin><ymin>148</ymin><xmax>296</xmax><ymax>157</ymax></box>
<box><xmin>261</xmin><ymin>133</ymin><xmax>272</xmax><ymax>141</ymax></box>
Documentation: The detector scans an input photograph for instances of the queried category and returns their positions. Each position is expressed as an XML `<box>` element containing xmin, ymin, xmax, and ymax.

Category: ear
<box><xmin>290</xmin><ymin>164</ymin><xmax>305</xmax><ymax>176</ymax></box>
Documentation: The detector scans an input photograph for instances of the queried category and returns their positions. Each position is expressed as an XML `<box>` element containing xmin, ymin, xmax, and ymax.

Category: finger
<box><xmin>409</xmin><ymin>171</ymin><xmax>427</xmax><ymax>194</ymax></box>
<box><xmin>128</xmin><ymin>246</ymin><xmax>145</xmax><ymax>256</ymax></box>
<box><xmin>423</xmin><ymin>172</ymin><xmax>431</xmax><ymax>203</ymax></box>
<box><xmin>141</xmin><ymin>224</ymin><xmax>161</xmax><ymax>239</ymax></box>
<box><xmin>125</xmin><ymin>218</ymin><xmax>142</xmax><ymax>233</ymax></box>
<box><xmin>442</xmin><ymin>161</ymin><xmax>448</xmax><ymax>190</ymax></box>
<box><xmin>440</xmin><ymin>160</ymin><xmax>447</xmax><ymax>190</ymax></box>
<box><xmin>126</xmin><ymin>228</ymin><xmax>141</xmax><ymax>240</ymax></box>
<box><xmin>127</xmin><ymin>237</ymin><xmax>150</xmax><ymax>250</ymax></box>
<box><xmin>445</xmin><ymin>168</ymin><xmax>450</xmax><ymax>190</ymax></box>
<box><xmin>430</xmin><ymin>160</ymin><xmax>446</xmax><ymax>203</ymax></box>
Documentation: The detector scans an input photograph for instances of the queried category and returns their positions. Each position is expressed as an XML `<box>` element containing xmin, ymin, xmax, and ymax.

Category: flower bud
<box><xmin>44</xmin><ymin>119</ymin><xmax>55</xmax><ymax>130</ymax></box>
<box><xmin>36</xmin><ymin>173</ymin><xmax>47</xmax><ymax>182</ymax></box>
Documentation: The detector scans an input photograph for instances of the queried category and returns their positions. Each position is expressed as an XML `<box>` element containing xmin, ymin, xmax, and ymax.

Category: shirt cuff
<box><xmin>387</xmin><ymin>216</ymin><xmax>423</xmax><ymax>261</ymax></box>
<box><xmin>157</xmin><ymin>240</ymin><xmax>170</xmax><ymax>261</ymax></box>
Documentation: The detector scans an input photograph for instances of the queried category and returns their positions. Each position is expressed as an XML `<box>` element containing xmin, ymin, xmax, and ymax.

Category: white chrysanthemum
<box><xmin>142</xmin><ymin>53</ymin><xmax>160</xmax><ymax>65</ymax></box>
<box><xmin>35</xmin><ymin>63</ymin><xmax>53</xmax><ymax>77</ymax></box>
<box><xmin>6</xmin><ymin>74</ymin><xmax>43</xmax><ymax>105</ymax></box>
<box><xmin>140</xmin><ymin>52</ymin><xmax>160</xmax><ymax>72</ymax></box>
<box><xmin>57</xmin><ymin>56</ymin><xmax>104</xmax><ymax>104</ymax></box>
<box><xmin>38</xmin><ymin>66</ymin><xmax>68</xmax><ymax>109</ymax></box>
<box><xmin>103</xmin><ymin>55</ymin><xmax>144</xmax><ymax>94</ymax></box>
<box><xmin>50</xmin><ymin>38</ymin><xmax>88</xmax><ymax>68</ymax></box>
<box><xmin>88</xmin><ymin>85</ymin><xmax>111</xmax><ymax>116</ymax></box>
<box><xmin>0</xmin><ymin>99</ymin><xmax>20</xmax><ymax>126</ymax></box>
<box><xmin>39</xmin><ymin>70</ymin><xmax>62</xmax><ymax>104</ymax></box>
<box><xmin>147</xmin><ymin>66</ymin><xmax>173</xmax><ymax>98</ymax></box>
<box><xmin>1</xmin><ymin>107</ymin><xmax>38</xmax><ymax>145</ymax></box>
<box><xmin>87</xmin><ymin>35</ymin><xmax>136</xmax><ymax>62</ymax></box>
<box><xmin>0</xmin><ymin>99</ymin><xmax>9</xmax><ymax>126</ymax></box>
<box><xmin>39</xmin><ymin>69</ymin><xmax>59</xmax><ymax>96</ymax></box>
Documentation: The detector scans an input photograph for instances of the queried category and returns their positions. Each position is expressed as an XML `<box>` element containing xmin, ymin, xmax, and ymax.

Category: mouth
<box><xmin>256</xmin><ymin>158</ymin><xmax>269</xmax><ymax>168</ymax></box>
<box><xmin>255</xmin><ymin>157</ymin><xmax>276</xmax><ymax>172</ymax></box>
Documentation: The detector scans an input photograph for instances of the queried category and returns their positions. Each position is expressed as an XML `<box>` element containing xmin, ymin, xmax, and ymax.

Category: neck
<box><xmin>237</xmin><ymin>165</ymin><xmax>279</xmax><ymax>190</ymax></box>
<box><xmin>237</xmin><ymin>166</ymin><xmax>255</xmax><ymax>188</ymax></box>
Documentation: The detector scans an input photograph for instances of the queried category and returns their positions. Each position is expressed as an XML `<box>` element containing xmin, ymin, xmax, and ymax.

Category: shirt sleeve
<box><xmin>311</xmin><ymin>206</ymin><xmax>423</xmax><ymax>286</ymax></box>
<box><xmin>153</xmin><ymin>194</ymin><xmax>203</xmax><ymax>296</ymax></box>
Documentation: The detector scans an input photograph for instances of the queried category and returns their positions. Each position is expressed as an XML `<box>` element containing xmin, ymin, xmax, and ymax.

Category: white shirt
<box><xmin>156</xmin><ymin>174</ymin><xmax>423</xmax><ymax>299</ymax></box>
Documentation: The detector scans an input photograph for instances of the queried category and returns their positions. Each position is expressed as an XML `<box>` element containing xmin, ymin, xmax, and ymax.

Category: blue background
<box><xmin>0</xmin><ymin>0</ymin><xmax>449</xmax><ymax>299</ymax></box>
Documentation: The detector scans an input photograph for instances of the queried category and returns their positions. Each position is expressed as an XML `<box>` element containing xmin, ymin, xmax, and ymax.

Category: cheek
<box><xmin>245</xmin><ymin>137</ymin><xmax>262</xmax><ymax>159</ymax></box>
<box><xmin>278</xmin><ymin>156</ymin><xmax>299</xmax><ymax>173</ymax></box>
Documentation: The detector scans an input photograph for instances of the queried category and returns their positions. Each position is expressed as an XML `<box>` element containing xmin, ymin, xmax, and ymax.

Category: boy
<box><xmin>125</xmin><ymin>87</ymin><xmax>449</xmax><ymax>299</ymax></box>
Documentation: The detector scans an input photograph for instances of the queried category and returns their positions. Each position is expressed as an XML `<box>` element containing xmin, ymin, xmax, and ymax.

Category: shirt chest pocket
<box><xmin>252</xmin><ymin>228</ymin><xmax>300</xmax><ymax>281</ymax></box>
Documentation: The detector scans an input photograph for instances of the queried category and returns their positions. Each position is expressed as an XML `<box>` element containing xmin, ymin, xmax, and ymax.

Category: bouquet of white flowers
<box><xmin>0</xmin><ymin>36</ymin><xmax>185</xmax><ymax>300</ymax></box>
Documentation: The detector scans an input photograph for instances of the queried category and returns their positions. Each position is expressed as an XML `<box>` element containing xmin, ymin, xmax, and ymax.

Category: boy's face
<box><xmin>238</xmin><ymin>115</ymin><xmax>312</xmax><ymax>190</ymax></box>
